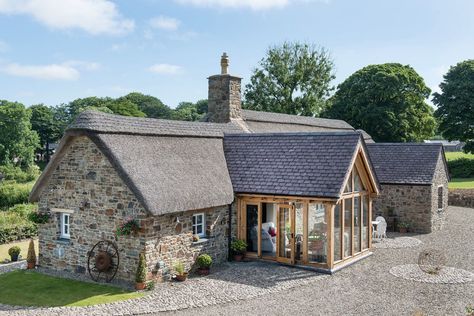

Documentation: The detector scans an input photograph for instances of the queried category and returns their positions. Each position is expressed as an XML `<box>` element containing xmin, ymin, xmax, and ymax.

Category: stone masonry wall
<box><xmin>143</xmin><ymin>205</ymin><xmax>231</xmax><ymax>281</ymax></box>
<box><xmin>38</xmin><ymin>136</ymin><xmax>148</xmax><ymax>283</ymax></box>
<box><xmin>449</xmin><ymin>189</ymin><xmax>474</xmax><ymax>208</ymax></box>
<box><xmin>430</xmin><ymin>154</ymin><xmax>449</xmax><ymax>231</ymax></box>
<box><xmin>373</xmin><ymin>184</ymin><xmax>433</xmax><ymax>233</ymax></box>
<box><xmin>207</xmin><ymin>75</ymin><xmax>242</xmax><ymax>123</ymax></box>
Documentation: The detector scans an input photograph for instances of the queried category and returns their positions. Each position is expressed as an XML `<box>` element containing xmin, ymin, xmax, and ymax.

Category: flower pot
<box><xmin>197</xmin><ymin>267</ymin><xmax>210</xmax><ymax>276</ymax></box>
<box><xmin>399</xmin><ymin>227</ymin><xmax>408</xmax><ymax>233</ymax></box>
<box><xmin>175</xmin><ymin>272</ymin><xmax>188</xmax><ymax>282</ymax></box>
<box><xmin>233</xmin><ymin>254</ymin><xmax>244</xmax><ymax>262</ymax></box>
<box><xmin>27</xmin><ymin>262</ymin><xmax>35</xmax><ymax>269</ymax></box>
<box><xmin>10</xmin><ymin>254</ymin><xmax>19</xmax><ymax>262</ymax></box>
<box><xmin>135</xmin><ymin>282</ymin><xmax>146</xmax><ymax>290</ymax></box>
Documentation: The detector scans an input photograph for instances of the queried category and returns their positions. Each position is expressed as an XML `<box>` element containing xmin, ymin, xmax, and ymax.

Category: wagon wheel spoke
<box><xmin>88</xmin><ymin>240</ymin><xmax>120</xmax><ymax>283</ymax></box>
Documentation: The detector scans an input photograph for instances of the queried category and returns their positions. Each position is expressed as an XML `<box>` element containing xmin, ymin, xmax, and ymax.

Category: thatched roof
<box><xmin>367</xmin><ymin>143</ymin><xmax>448</xmax><ymax>185</ymax></box>
<box><xmin>30</xmin><ymin>111</ymin><xmax>235</xmax><ymax>215</ymax></box>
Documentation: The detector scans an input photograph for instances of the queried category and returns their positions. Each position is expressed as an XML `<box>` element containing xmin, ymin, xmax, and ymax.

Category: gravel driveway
<box><xmin>163</xmin><ymin>206</ymin><xmax>474</xmax><ymax>316</ymax></box>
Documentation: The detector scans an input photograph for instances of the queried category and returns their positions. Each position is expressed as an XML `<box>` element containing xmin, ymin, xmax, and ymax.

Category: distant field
<box><xmin>445</xmin><ymin>151</ymin><xmax>474</xmax><ymax>161</ymax></box>
<box><xmin>449</xmin><ymin>178</ymin><xmax>474</xmax><ymax>189</ymax></box>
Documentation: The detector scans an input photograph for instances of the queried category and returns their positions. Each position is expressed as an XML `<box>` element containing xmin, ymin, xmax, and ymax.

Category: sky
<box><xmin>0</xmin><ymin>0</ymin><xmax>473</xmax><ymax>109</ymax></box>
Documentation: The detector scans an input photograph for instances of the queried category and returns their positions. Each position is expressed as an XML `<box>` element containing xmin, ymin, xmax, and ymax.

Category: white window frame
<box><xmin>60</xmin><ymin>213</ymin><xmax>71</xmax><ymax>239</ymax></box>
<box><xmin>192</xmin><ymin>213</ymin><xmax>205</xmax><ymax>237</ymax></box>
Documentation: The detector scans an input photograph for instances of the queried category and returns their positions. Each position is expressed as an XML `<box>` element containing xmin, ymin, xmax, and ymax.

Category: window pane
<box><xmin>196</xmin><ymin>225</ymin><xmax>203</xmax><ymax>235</ymax></box>
<box><xmin>261</xmin><ymin>203</ymin><xmax>277</xmax><ymax>257</ymax></box>
<box><xmin>354</xmin><ymin>196</ymin><xmax>361</xmax><ymax>253</ymax></box>
<box><xmin>308</xmin><ymin>203</ymin><xmax>327</xmax><ymax>263</ymax></box>
<box><xmin>362</xmin><ymin>196</ymin><xmax>369</xmax><ymax>249</ymax></box>
<box><xmin>334</xmin><ymin>203</ymin><xmax>342</xmax><ymax>261</ymax></box>
<box><xmin>344</xmin><ymin>199</ymin><xmax>352</xmax><ymax>258</ymax></box>
<box><xmin>344</xmin><ymin>172</ymin><xmax>352</xmax><ymax>193</ymax></box>
<box><xmin>438</xmin><ymin>187</ymin><xmax>443</xmax><ymax>209</ymax></box>
<box><xmin>295</xmin><ymin>203</ymin><xmax>304</xmax><ymax>261</ymax></box>
<box><xmin>192</xmin><ymin>216</ymin><xmax>196</xmax><ymax>225</ymax></box>
<box><xmin>246</xmin><ymin>204</ymin><xmax>259</xmax><ymax>252</ymax></box>
<box><xmin>354</xmin><ymin>169</ymin><xmax>364</xmax><ymax>191</ymax></box>
<box><xmin>64</xmin><ymin>214</ymin><xmax>69</xmax><ymax>224</ymax></box>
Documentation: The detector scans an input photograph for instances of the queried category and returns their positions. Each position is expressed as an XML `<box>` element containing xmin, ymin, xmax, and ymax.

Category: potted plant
<box><xmin>135</xmin><ymin>253</ymin><xmax>147</xmax><ymax>290</ymax></box>
<box><xmin>192</xmin><ymin>234</ymin><xmax>200</xmax><ymax>242</ymax></box>
<box><xmin>196</xmin><ymin>254</ymin><xmax>212</xmax><ymax>276</ymax></box>
<box><xmin>174</xmin><ymin>260</ymin><xmax>188</xmax><ymax>281</ymax></box>
<box><xmin>308</xmin><ymin>233</ymin><xmax>326</xmax><ymax>251</ymax></box>
<box><xmin>230</xmin><ymin>239</ymin><xmax>247</xmax><ymax>262</ymax></box>
<box><xmin>398</xmin><ymin>221</ymin><xmax>410</xmax><ymax>233</ymax></box>
<box><xmin>26</xmin><ymin>239</ymin><xmax>36</xmax><ymax>269</ymax></box>
<box><xmin>8</xmin><ymin>246</ymin><xmax>21</xmax><ymax>262</ymax></box>
<box><xmin>116</xmin><ymin>217</ymin><xmax>140</xmax><ymax>237</ymax></box>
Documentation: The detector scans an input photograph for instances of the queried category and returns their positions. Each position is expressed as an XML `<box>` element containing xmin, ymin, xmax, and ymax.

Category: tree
<box><xmin>0</xmin><ymin>100</ymin><xmax>39</xmax><ymax>167</ymax></box>
<box><xmin>117</xmin><ymin>92</ymin><xmax>172</xmax><ymax>119</ymax></box>
<box><xmin>325</xmin><ymin>63</ymin><xmax>436</xmax><ymax>142</ymax></box>
<box><xmin>105</xmin><ymin>99</ymin><xmax>145</xmax><ymax>117</ymax></box>
<box><xmin>65</xmin><ymin>96</ymin><xmax>114</xmax><ymax>121</ymax></box>
<box><xmin>171</xmin><ymin>102</ymin><xmax>204</xmax><ymax>121</ymax></box>
<box><xmin>30</xmin><ymin>104</ymin><xmax>62</xmax><ymax>161</ymax></box>
<box><xmin>433</xmin><ymin>60</ymin><xmax>474</xmax><ymax>153</ymax></box>
<box><xmin>244</xmin><ymin>42</ymin><xmax>335</xmax><ymax>116</ymax></box>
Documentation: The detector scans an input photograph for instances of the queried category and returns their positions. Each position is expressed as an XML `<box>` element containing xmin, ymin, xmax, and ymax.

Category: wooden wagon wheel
<box><xmin>87</xmin><ymin>240</ymin><xmax>119</xmax><ymax>283</ymax></box>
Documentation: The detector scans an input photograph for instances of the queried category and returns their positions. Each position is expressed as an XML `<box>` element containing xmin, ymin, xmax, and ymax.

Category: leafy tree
<box><xmin>171</xmin><ymin>102</ymin><xmax>204</xmax><ymax>121</ymax></box>
<box><xmin>0</xmin><ymin>100</ymin><xmax>39</xmax><ymax>167</ymax></box>
<box><xmin>325</xmin><ymin>63</ymin><xmax>436</xmax><ymax>142</ymax></box>
<box><xmin>105</xmin><ymin>99</ymin><xmax>145</xmax><ymax>117</ymax></box>
<box><xmin>117</xmin><ymin>92</ymin><xmax>172</xmax><ymax>119</ymax></box>
<box><xmin>30</xmin><ymin>104</ymin><xmax>62</xmax><ymax>161</ymax></box>
<box><xmin>433</xmin><ymin>60</ymin><xmax>474</xmax><ymax>153</ymax></box>
<box><xmin>244</xmin><ymin>42</ymin><xmax>335</xmax><ymax>116</ymax></box>
<box><xmin>195</xmin><ymin>99</ymin><xmax>208</xmax><ymax>115</ymax></box>
<box><xmin>65</xmin><ymin>96</ymin><xmax>114</xmax><ymax>121</ymax></box>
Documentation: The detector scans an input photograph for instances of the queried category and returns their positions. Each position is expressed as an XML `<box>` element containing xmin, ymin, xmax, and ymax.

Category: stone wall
<box><xmin>373</xmin><ymin>184</ymin><xmax>433</xmax><ymax>233</ymax></box>
<box><xmin>37</xmin><ymin>136</ymin><xmax>233</xmax><ymax>285</ymax></box>
<box><xmin>430</xmin><ymin>154</ymin><xmax>449</xmax><ymax>231</ymax></box>
<box><xmin>38</xmin><ymin>136</ymin><xmax>148</xmax><ymax>283</ymax></box>
<box><xmin>207</xmin><ymin>74</ymin><xmax>242</xmax><ymax>123</ymax></box>
<box><xmin>449</xmin><ymin>189</ymin><xmax>474</xmax><ymax>208</ymax></box>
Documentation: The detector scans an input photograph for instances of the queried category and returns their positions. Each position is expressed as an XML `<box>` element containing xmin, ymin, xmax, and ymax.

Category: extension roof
<box><xmin>30</xmin><ymin>111</ymin><xmax>236</xmax><ymax>215</ymax></box>
<box><xmin>224</xmin><ymin>132</ymin><xmax>378</xmax><ymax>199</ymax></box>
<box><xmin>366</xmin><ymin>143</ymin><xmax>448</xmax><ymax>185</ymax></box>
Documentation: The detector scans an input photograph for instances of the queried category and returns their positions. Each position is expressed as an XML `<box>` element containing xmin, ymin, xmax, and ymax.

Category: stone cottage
<box><xmin>29</xmin><ymin>53</ymin><xmax>446</xmax><ymax>285</ymax></box>
<box><xmin>368</xmin><ymin>143</ymin><xmax>449</xmax><ymax>233</ymax></box>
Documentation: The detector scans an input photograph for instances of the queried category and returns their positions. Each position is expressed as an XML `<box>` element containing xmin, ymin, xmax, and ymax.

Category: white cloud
<box><xmin>149</xmin><ymin>16</ymin><xmax>180</xmax><ymax>31</ymax></box>
<box><xmin>2</xmin><ymin>63</ymin><xmax>80</xmax><ymax>80</ymax></box>
<box><xmin>175</xmin><ymin>0</ymin><xmax>289</xmax><ymax>10</ymax></box>
<box><xmin>63</xmin><ymin>60</ymin><xmax>101</xmax><ymax>71</ymax></box>
<box><xmin>148</xmin><ymin>64</ymin><xmax>182</xmax><ymax>75</ymax></box>
<box><xmin>0</xmin><ymin>0</ymin><xmax>134</xmax><ymax>35</ymax></box>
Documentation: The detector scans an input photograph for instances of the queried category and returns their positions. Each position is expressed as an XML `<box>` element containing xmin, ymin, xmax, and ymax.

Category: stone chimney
<box><xmin>207</xmin><ymin>53</ymin><xmax>242</xmax><ymax>123</ymax></box>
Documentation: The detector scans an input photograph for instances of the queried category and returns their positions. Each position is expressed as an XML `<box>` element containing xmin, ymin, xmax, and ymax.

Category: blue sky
<box><xmin>0</xmin><ymin>0</ymin><xmax>473</xmax><ymax>108</ymax></box>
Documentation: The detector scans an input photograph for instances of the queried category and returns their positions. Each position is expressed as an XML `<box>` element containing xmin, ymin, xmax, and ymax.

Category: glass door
<box><xmin>276</xmin><ymin>204</ymin><xmax>295</xmax><ymax>264</ymax></box>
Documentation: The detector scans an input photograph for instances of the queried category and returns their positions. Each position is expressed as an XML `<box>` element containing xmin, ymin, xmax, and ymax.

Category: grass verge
<box><xmin>0</xmin><ymin>270</ymin><xmax>144</xmax><ymax>307</ymax></box>
<box><xmin>449</xmin><ymin>178</ymin><xmax>474</xmax><ymax>189</ymax></box>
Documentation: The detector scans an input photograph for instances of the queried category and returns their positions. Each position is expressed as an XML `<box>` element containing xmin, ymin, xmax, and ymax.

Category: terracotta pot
<box><xmin>27</xmin><ymin>262</ymin><xmax>35</xmax><ymax>269</ymax></box>
<box><xmin>197</xmin><ymin>267</ymin><xmax>210</xmax><ymax>276</ymax></box>
<box><xmin>175</xmin><ymin>273</ymin><xmax>188</xmax><ymax>282</ymax></box>
<box><xmin>399</xmin><ymin>227</ymin><xmax>408</xmax><ymax>233</ymax></box>
<box><xmin>233</xmin><ymin>254</ymin><xmax>243</xmax><ymax>262</ymax></box>
<box><xmin>135</xmin><ymin>282</ymin><xmax>146</xmax><ymax>290</ymax></box>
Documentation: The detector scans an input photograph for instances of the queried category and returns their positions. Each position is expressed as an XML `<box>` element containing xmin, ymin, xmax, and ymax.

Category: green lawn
<box><xmin>0</xmin><ymin>239</ymin><xmax>38</xmax><ymax>262</ymax></box>
<box><xmin>445</xmin><ymin>151</ymin><xmax>474</xmax><ymax>161</ymax></box>
<box><xmin>0</xmin><ymin>270</ymin><xmax>144</xmax><ymax>307</ymax></box>
<box><xmin>449</xmin><ymin>178</ymin><xmax>474</xmax><ymax>189</ymax></box>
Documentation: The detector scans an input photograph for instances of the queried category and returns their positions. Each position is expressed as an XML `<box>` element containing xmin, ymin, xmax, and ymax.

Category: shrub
<box><xmin>27</xmin><ymin>239</ymin><xmax>36</xmax><ymax>264</ymax></box>
<box><xmin>0</xmin><ymin>207</ymin><xmax>38</xmax><ymax>244</ymax></box>
<box><xmin>447</xmin><ymin>158</ymin><xmax>474</xmax><ymax>178</ymax></box>
<box><xmin>28</xmin><ymin>211</ymin><xmax>50</xmax><ymax>224</ymax></box>
<box><xmin>135</xmin><ymin>253</ymin><xmax>147</xmax><ymax>283</ymax></box>
<box><xmin>174</xmin><ymin>261</ymin><xmax>185</xmax><ymax>275</ymax></box>
<box><xmin>8</xmin><ymin>246</ymin><xmax>21</xmax><ymax>257</ymax></box>
<box><xmin>196</xmin><ymin>254</ymin><xmax>212</xmax><ymax>268</ymax></box>
<box><xmin>0</xmin><ymin>181</ymin><xmax>34</xmax><ymax>209</ymax></box>
<box><xmin>230</xmin><ymin>239</ymin><xmax>247</xmax><ymax>255</ymax></box>
<box><xmin>0</xmin><ymin>165</ymin><xmax>39</xmax><ymax>183</ymax></box>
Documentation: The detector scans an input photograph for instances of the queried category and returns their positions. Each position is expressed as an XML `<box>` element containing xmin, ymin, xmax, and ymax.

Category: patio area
<box><xmin>0</xmin><ymin>206</ymin><xmax>472</xmax><ymax>316</ymax></box>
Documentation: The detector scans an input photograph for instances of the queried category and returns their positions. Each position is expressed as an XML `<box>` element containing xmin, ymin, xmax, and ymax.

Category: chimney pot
<box><xmin>220</xmin><ymin>52</ymin><xmax>229</xmax><ymax>75</ymax></box>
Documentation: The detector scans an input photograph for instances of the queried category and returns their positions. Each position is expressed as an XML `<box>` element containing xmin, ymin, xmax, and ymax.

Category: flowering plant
<box><xmin>116</xmin><ymin>217</ymin><xmax>140</xmax><ymax>237</ymax></box>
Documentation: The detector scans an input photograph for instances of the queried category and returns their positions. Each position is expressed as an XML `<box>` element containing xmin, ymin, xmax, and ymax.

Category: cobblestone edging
<box><xmin>0</xmin><ymin>262</ymin><xmax>330</xmax><ymax>316</ymax></box>
<box><xmin>373</xmin><ymin>236</ymin><xmax>422</xmax><ymax>249</ymax></box>
<box><xmin>0</xmin><ymin>260</ymin><xmax>26</xmax><ymax>274</ymax></box>
<box><xmin>449</xmin><ymin>189</ymin><xmax>474</xmax><ymax>208</ymax></box>
<box><xmin>390</xmin><ymin>264</ymin><xmax>474</xmax><ymax>284</ymax></box>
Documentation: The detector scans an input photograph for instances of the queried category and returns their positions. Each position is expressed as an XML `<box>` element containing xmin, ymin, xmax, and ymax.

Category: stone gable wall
<box><xmin>430</xmin><ymin>154</ymin><xmax>449</xmax><ymax>231</ymax></box>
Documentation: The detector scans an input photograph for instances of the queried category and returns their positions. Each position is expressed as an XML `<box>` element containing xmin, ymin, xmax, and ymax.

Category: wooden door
<box><xmin>276</xmin><ymin>204</ymin><xmax>295</xmax><ymax>264</ymax></box>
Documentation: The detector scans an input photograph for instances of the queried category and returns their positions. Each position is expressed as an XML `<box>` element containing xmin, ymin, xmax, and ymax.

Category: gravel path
<box><xmin>0</xmin><ymin>206</ymin><xmax>472</xmax><ymax>316</ymax></box>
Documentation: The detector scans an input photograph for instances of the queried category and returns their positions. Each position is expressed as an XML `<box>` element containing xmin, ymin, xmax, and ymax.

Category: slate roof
<box><xmin>223</xmin><ymin>132</ymin><xmax>364</xmax><ymax>198</ymax></box>
<box><xmin>241</xmin><ymin>109</ymin><xmax>354</xmax><ymax>132</ymax></box>
<box><xmin>30</xmin><ymin>111</ymin><xmax>235</xmax><ymax>215</ymax></box>
<box><xmin>366</xmin><ymin>143</ymin><xmax>446</xmax><ymax>185</ymax></box>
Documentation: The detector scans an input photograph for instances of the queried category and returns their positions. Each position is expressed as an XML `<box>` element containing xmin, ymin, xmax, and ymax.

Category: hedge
<box><xmin>0</xmin><ymin>204</ymin><xmax>38</xmax><ymax>244</ymax></box>
<box><xmin>447</xmin><ymin>158</ymin><xmax>474</xmax><ymax>178</ymax></box>
<box><xmin>0</xmin><ymin>181</ymin><xmax>34</xmax><ymax>209</ymax></box>
<box><xmin>0</xmin><ymin>165</ymin><xmax>39</xmax><ymax>183</ymax></box>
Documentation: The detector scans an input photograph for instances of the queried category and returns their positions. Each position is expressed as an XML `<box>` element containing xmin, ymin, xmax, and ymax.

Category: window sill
<box><xmin>192</xmin><ymin>238</ymin><xmax>209</xmax><ymax>246</ymax></box>
<box><xmin>56</xmin><ymin>238</ymin><xmax>71</xmax><ymax>245</ymax></box>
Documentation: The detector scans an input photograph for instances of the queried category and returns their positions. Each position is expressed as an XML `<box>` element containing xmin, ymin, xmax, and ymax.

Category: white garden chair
<box><xmin>375</xmin><ymin>221</ymin><xmax>387</xmax><ymax>239</ymax></box>
<box><xmin>375</xmin><ymin>216</ymin><xmax>386</xmax><ymax>223</ymax></box>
